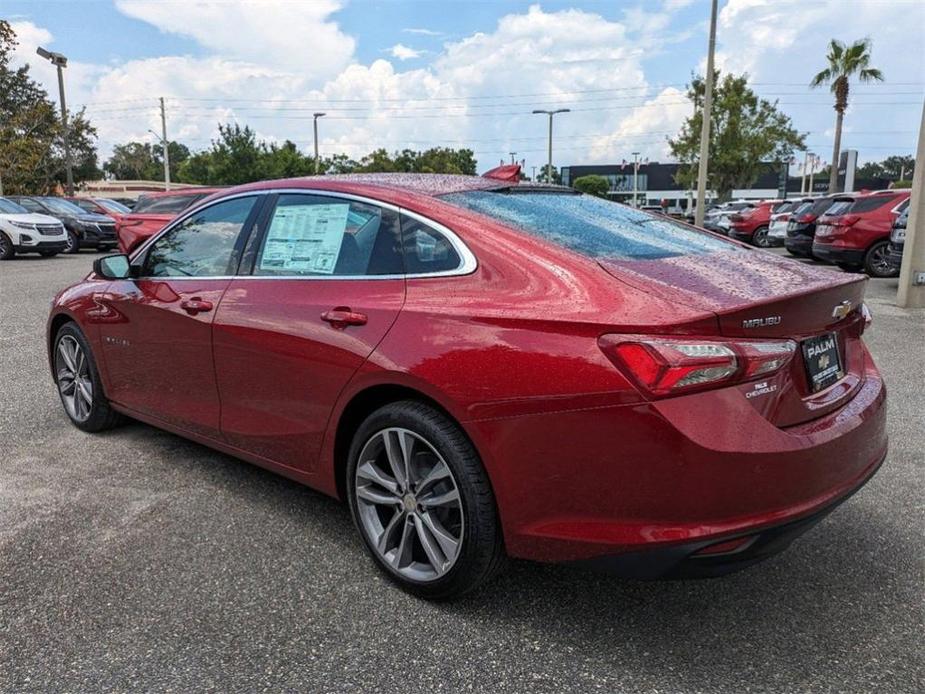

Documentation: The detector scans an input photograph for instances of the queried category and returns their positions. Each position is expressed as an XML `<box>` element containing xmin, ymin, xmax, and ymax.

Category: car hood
<box><xmin>599</xmin><ymin>247</ymin><xmax>866</xmax><ymax>338</ymax></box>
<box><xmin>0</xmin><ymin>212</ymin><xmax>62</xmax><ymax>225</ymax></box>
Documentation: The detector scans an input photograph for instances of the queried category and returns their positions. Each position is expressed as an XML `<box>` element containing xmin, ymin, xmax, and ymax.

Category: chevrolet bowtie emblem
<box><xmin>832</xmin><ymin>300</ymin><xmax>853</xmax><ymax>320</ymax></box>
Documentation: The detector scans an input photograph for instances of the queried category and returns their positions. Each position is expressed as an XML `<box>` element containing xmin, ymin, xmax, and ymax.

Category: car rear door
<box><xmin>98</xmin><ymin>194</ymin><xmax>264</xmax><ymax>437</ymax></box>
<box><xmin>212</xmin><ymin>191</ymin><xmax>406</xmax><ymax>473</ymax></box>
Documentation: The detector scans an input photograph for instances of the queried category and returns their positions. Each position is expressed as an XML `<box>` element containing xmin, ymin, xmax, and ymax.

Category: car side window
<box><xmin>17</xmin><ymin>198</ymin><xmax>41</xmax><ymax>212</ymax></box>
<box><xmin>400</xmin><ymin>215</ymin><xmax>462</xmax><ymax>275</ymax></box>
<box><xmin>142</xmin><ymin>196</ymin><xmax>258</xmax><ymax>278</ymax></box>
<box><xmin>254</xmin><ymin>194</ymin><xmax>403</xmax><ymax>276</ymax></box>
<box><xmin>75</xmin><ymin>200</ymin><xmax>95</xmax><ymax>213</ymax></box>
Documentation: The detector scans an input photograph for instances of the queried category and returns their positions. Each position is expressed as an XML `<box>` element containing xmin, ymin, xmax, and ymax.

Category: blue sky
<box><xmin>5</xmin><ymin>1</ymin><xmax>923</xmax><ymax>173</ymax></box>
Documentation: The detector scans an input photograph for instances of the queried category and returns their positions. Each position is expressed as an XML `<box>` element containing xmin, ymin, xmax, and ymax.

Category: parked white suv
<box><xmin>0</xmin><ymin>197</ymin><xmax>68</xmax><ymax>259</ymax></box>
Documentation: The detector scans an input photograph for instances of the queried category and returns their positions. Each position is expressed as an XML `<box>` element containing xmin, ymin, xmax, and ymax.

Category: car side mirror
<box><xmin>93</xmin><ymin>253</ymin><xmax>132</xmax><ymax>280</ymax></box>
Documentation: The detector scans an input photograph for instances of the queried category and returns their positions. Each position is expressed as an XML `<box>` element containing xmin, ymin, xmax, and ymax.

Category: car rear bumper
<box><xmin>784</xmin><ymin>234</ymin><xmax>814</xmax><ymax>256</ymax></box>
<box><xmin>812</xmin><ymin>243</ymin><xmax>864</xmax><ymax>266</ymax></box>
<box><xmin>472</xmin><ymin>348</ymin><xmax>887</xmax><ymax>566</ymax></box>
<box><xmin>569</xmin><ymin>449</ymin><xmax>884</xmax><ymax>579</ymax></box>
<box><xmin>728</xmin><ymin>228</ymin><xmax>754</xmax><ymax>242</ymax></box>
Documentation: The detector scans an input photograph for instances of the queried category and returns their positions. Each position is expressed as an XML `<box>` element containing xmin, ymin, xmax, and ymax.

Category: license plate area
<box><xmin>802</xmin><ymin>332</ymin><xmax>844</xmax><ymax>393</ymax></box>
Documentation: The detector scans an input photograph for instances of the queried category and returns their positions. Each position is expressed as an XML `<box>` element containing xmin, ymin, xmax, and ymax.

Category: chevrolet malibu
<box><xmin>47</xmin><ymin>172</ymin><xmax>887</xmax><ymax>599</ymax></box>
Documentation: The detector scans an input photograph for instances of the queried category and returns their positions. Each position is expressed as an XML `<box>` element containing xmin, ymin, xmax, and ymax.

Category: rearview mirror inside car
<box><xmin>93</xmin><ymin>254</ymin><xmax>131</xmax><ymax>280</ymax></box>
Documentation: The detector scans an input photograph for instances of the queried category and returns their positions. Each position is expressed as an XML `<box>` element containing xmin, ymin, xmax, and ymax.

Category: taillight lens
<box><xmin>599</xmin><ymin>335</ymin><xmax>797</xmax><ymax>397</ymax></box>
<box><xmin>795</xmin><ymin>213</ymin><xmax>816</xmax><ymax>224</ymax></box>
<box><xmin>832</xmin><ymin>214</ymin><xmax>860</xmax><ymax>226</ymax></box>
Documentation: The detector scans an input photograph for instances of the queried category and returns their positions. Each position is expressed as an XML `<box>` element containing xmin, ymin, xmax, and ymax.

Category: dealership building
<box><xmin>560</xmin><ymin>161</ymin><xmax>892</xmax><ymax>212</ymax></box>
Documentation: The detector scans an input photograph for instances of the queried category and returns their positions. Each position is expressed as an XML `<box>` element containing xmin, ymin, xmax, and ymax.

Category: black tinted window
<box><xmin>143</xmin><ymin>196</ymin><xmax>257</xmax><ymax>277</ymax></box>
<box><xmin>401</xmin><ymin>215</ymin><xmax>463</xmax><ymax>274</ymax></box>
<box><xmin>441</xmin><ymin>191</ymin><xmax>733</xmax><ymax>260</ymax></box>
<box><xmin>810</xmin><ymin>198</ymin><xmax>838</xmax><ymax>216</ymax></box>
<box><xmin>254</xmin><ymin>195</ymin><xmax>402</xmax><ymax>276</ymax></box>
<box><xmin>849</xmin><ymin>195</ymin><xmax>900</xmax><ymax>213</ymax></box>
<box><xmin>133</xmin><ymin>193</ymin><xmax>205</xmax><ymax>215</ymax></box>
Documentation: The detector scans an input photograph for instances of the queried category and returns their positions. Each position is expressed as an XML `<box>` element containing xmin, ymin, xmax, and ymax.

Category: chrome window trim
<box><xmin>131</xmin><ymin>187</ymin><xmax>477</xmax><ymax>281</ymax></box>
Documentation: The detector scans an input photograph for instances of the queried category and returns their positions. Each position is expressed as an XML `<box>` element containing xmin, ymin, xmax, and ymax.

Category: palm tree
<box><xmin>810</xmin><ymin>38</ymin><xmax>884</xmax><ymax>192</ymax></box>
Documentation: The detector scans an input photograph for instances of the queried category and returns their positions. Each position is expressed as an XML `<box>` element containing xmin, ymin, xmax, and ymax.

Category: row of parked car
<box><xmin>0</xmin><ymin>188</ymin><xmax>221</xmax><ymax>260</ymax></box>
<box><xmin>702</xmin><ymin>189</ymin><xmax>911</xmax><ymax>278</ymax></box>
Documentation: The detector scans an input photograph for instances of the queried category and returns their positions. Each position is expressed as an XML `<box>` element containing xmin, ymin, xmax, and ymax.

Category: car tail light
<box><xmin>794</xmin><ymin>213</ymin><xmax>816</xmax><ymax>224</ymax></box>
<box><xmin>598</xmin><ymin>334</ymin><xmax>797</xmax><ymax>397</ymax></box>
<box><xmin>830</xmin><ymin>214</ymin><xmax>860</xmax><ymax>226</ymax></box>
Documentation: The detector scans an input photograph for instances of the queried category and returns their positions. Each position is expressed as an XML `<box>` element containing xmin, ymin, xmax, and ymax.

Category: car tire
<box><xmin>863</xmin><ymin>240</ymin><xmax>898</xmax><ymax>279</ymax></box>
<box><xmin>53</xmin><ymin>322</ymin><xmax>126</xmax><ymax>433</ymax></box>
<box><xmin>64</xmin><ymin>230</ymin><xmax>80</xmax><ymax>254</ymax></box>
<box><xmin>346</xmin><ymin>400</ymin><xmax>506</xmax><ymax>600</ymax></box>
<box><xmin>751</xmin><ymin>226</ymin><xmax>771</xmax><ymax>248</ymax></box>
<box><xmin>0</xmin><ymin>231</ymin><xmax>14</xmax><ymax>260</ymax></box>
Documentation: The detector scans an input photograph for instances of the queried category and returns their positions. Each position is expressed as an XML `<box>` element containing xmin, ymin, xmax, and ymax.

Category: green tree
<box><xmin>572</xmin><ymin>174</ymin><xmax>610</xmax><ymax>197</ymax></box>
<box><xmin>810</xmin><ymin>38</ymin><xmax>884</xmax><ymax>193</ymax></box>
<box><xmin>103</xmin><ymin>141</ymin><xmax>158</xmax><ymax>180</ymax></box>
<box><xmin>669</xmin><ymin>71</ymin><xmax>805</xmax><ymax>200</ymax></box>
<box><xmin>0</xmin><ymin>19</ymin><xmax>99</xmax><ymax>194</ymax></box>
<box><xmin>857</xmin><ymin>154</ymin><xmax>914</xmax><ymax>181</ymax></box>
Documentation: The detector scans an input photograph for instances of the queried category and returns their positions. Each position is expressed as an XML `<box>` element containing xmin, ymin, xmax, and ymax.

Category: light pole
<box><xmin>631</xmin><ymin>152</ymin><xmax>642</xmax><ymax>208</ymax></box>
<box><xmin>533</xmin><ymin>108</ymin><xmax>570</xmax><ymax>183</ymax></box>
<box><xmin>147</xmin><ymin>97</ymin><xmax>171</xmax><ymax>190</ymax></box>
<box><xmin>313</xmin><ymin>112</ymin><xmax>326</xmax><ymax>174</ymax></box>
<box><xmin>800</xmin><ymin>151</ymin><xmax>811</xmax><ymax>194</ymax></box>
<box><xmin>37</xmin><ymin>47</ymin><xmax>73</xmax><ymax>195</ymax></box>
<box><xmin>509</xmin><ymin>152</ymin><xmax>517</xmax><ymax>165</ymax></box>
<box><xmin>694</xmin><ymin>0</ymin><xmax>718</xmax><ymax>226</ymax></box>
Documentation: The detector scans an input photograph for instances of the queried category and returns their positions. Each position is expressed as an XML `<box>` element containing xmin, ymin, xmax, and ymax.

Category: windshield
<box><xmin>40</xmin><ymin>197</ymin><xmax>86</xmax><ymax>214</ymax></box>
<box><xmin>97</xmin><ymin>198</ymin><xmax>131</xmax><ymax>213</ymax></box>
<box><xmin>133</xmin><ymin>193</ymin><xmax>205</xmax><ymax>215</ymax></box>
<box><xmin>0</xmin><ymin>198</ymin><xmax>28</xmax><ymax>214</ymax></box>
<box><xmin>440</xmin><ymin>191</ymin><xmax>735</xmax><ymax>261</ymax></box>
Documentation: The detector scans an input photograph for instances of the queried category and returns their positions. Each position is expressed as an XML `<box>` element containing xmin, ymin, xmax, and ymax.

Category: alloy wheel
<box><xmin>868</xmin><ymin>243</ymin><xmax>895</xmax><ymax>278</ymax></box>
<box><xmin>55</xmin><ymin>335</ymin><xmax>93</xmax><ymax>421</ymax></box>
<box><xmin>753</xmin><ymin>227</ymin><xmax>770</xmax><ymax>248</ymax></box>
<box><xmin>354</xmin><ymin>427</ymin><xmax>464</xmax><ymax>582</ymax></box>
<box><xmin>65</xmin><ymin>232</ymin><xmax>77</xmax><ymax>253</ymax></box>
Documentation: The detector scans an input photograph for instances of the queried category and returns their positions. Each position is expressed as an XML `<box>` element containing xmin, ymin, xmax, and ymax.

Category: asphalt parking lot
<box><xmin>1</xmin><ymin>249</ymin><xmax>923</xmax><ymax>693</ymax></box>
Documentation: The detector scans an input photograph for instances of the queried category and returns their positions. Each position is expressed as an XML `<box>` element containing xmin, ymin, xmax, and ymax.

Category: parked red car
<box><xmin>47</xmin><ymin>173</ymin><xmax>886</xmax><ymax>599</ymax></box>
<box><xmin>66</xmin><ymin>197</ymin><xmax>132</xmax><ymax>224</ymax></box>
<box><xmin>813</xmin><ymin>190</ymin><xmax>911</xmax><ymax>277</ymax></box>
<box><xmin>115</xmin><ymin>188</ymin><xmax>222</xmax><ymax>254</ymax></box>
<box><xmin>727</xmin><ymin>199</ymin><xmax>785</xmax><ymax>247</ymax></box>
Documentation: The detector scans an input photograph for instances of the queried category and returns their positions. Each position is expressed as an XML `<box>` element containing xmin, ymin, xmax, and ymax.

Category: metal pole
<box><xmin>56</xmin><ymin>64</ymin><xmax>74</xmax><ymax>196</ymax></box>
<box><xmin>546</xmin><ymin>113</ymin><xmax>553</xmax><ymax>181</ymax></box>
<box><xmin>800</xmin><ymin>151</ymin><xmax>808</xmax><ymax>194</ymax></box>
<box><xmin>694</xmin><ymin>0</ymin><xmax>718</xmax><ymax>226</ymax></box>
<box><xmin>632</xmin><ymin>152</ymin><xmax>640</xmax><ymax>208</ymax></box>
<box><xmin>809</xmin><ymin>156</ymin><xmax>817</xmax><ymax>193</ymax></box>
<box><xmin>160</xmin><ymin>97</ymin><xmax>170</xmax><ymax>191</ymax></box>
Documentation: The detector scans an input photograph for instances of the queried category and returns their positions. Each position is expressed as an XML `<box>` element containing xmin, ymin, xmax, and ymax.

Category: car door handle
<box><xmin>180</xmin><ymin>297</ymin><xmax>213</xmax><ymax>315</ymax></box>
<box><xmin>321</xmin><ymin>307</ymin><xmax>368</xmax><ymax>328</ymax></box>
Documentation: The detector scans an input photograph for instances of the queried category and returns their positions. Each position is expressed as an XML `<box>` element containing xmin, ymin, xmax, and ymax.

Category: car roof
<box><xmin>139</xmin><ymin>187</ymin><xmax>225</xmax><ymax>199</ymax></box>
<box><xmin>220</xmin><ymin>173</ymin><xmax>570</xmax><ymax>199</ymax></box>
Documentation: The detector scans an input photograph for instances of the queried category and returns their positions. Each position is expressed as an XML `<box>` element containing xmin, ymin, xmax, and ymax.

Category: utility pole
<box><xmin>694</xmin><ymin>0</ymin><xmax>718</xmax><ymax>226</ymax></box>
<box><xmin>159</xmin><ymin>97</ymin><xmax>170</xmax><ymax>190</ymax></box>
<box><xmin>533</xmin><ymin>108</ymin><xmax>570</xmax><ymax>182</ymax></box>
<box><xmin>313</xmin><ymin>112</ymin><xmax>326</xmax><ymax>174</ymax></box>
<box><xmin>800</xmin><ymin>151</ymin><xmax>811</xmax><ymax>194</ymax></box>
<box><xmin>37</xmin><ymin>47</ymin><xmax>73</xmax><ymax>195</ymax></box>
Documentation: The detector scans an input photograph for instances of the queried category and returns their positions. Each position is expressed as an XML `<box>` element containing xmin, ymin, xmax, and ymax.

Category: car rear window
<box><xmin>440</xmin><ymin>191</ymin><xmax>735</xmax><ymax>260</ymax></box>
<box><xmin>809</xmin><ymin>198</ymin><xmax>838</xmax><ymax>216</ymax></box>
<box><xmin>848</xmin><ymin>195</ymin><xmax>900</xmax><ymax>213</ymax></box>
<box><xmin>133</xmin><ymin>193</ymin><xmax>206</xmax><ymax>215</ymax></box>
<box><xmin>824</xmin><ymin>200</ymin><xmax>854</xmax><ymax>216</ymax></box>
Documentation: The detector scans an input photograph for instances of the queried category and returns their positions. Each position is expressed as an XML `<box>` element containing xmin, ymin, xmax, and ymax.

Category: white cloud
<box><xmin>403</xmin><ymin>28</ymin><xmax>442</xmax><ymax>37</ymax></box>
<box><xmin>114</xmin><ymin>0</ymin><xmax>355</xmax><ymax>81</ymax></box>
<box><xmin>388</xmin><ymin>44</ymin><xmax>424</xmax><ymax>61</ymax></box>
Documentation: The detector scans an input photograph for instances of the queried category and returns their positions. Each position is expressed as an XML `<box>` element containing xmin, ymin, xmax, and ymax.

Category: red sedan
<box><xmin>47</xmin><ymin>173</ymin><xmax>887</xmax><ymax>599</ymax></box>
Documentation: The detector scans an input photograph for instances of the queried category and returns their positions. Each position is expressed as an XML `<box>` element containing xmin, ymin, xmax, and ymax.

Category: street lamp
<box><xmin>532</xmin><ymin>109</ymin><xmax>570</xmax><ymax>183</ymax></box>
<box><xmin>37</xmin><ymin>46</ymin><xmax>74</xmax><ymax>195</ymax></box>
<box><xmin>313</xmin><ymin>112</ymin><xmax>326</xmax><ymax>174</ymax></box>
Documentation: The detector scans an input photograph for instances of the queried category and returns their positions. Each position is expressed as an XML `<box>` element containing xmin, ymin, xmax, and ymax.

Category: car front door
<box><xmin>212</xmin><ymin>192</ymin><xmax>406</xmax><ymax>473</ymax></box>
<box><xmin>98</xmin><ymin>195</ymin><xmax>263</xmax><ymax>437</ymax></box>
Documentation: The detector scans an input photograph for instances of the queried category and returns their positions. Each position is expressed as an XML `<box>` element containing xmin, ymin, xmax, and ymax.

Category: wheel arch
<box><xmin>329</xmin><ymin>382</ymin><xmax>481</xmax><ymax>504</ymax></box>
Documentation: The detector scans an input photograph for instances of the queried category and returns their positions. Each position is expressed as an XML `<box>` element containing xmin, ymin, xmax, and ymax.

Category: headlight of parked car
<box><xmin>10</xmin><ymin>221</ymin><xmax>36</xmax><ymax>230</ymax></box>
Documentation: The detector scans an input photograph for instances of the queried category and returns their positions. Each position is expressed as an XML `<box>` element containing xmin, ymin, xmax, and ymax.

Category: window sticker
<box><xmin>260</xmin><ymin>203</ymin><xmax>349</xmax><ymax>274</ymax></box>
